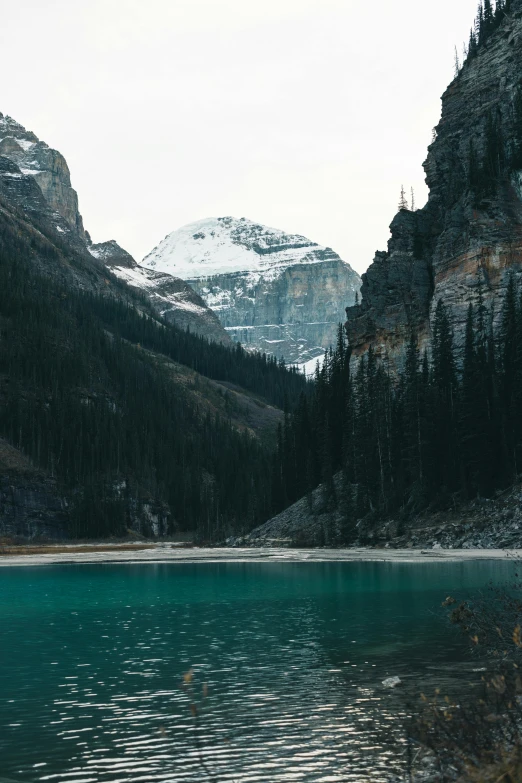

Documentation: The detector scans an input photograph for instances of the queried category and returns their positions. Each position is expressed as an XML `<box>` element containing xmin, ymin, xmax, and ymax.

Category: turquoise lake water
<box><xmin>0</xmin><ymin>560</ymin><xmax>518</xmax><ymax>782</ymax></box>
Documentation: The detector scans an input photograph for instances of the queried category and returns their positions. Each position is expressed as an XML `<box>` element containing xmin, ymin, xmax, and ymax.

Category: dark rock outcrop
<box><xmin>0</xmin><ymin>477</ymin><xmax>69</xmax><ymax>540</ymax></box>
<box><xmin>346</xmin><ymin>1</ymin><xmax>522</xmax><ymax>366</ymax></box>
<box><xmin>0</xmin><ymin>440</ymin><xmax>68</xmax><ymax>540</ymax></box>
<box><xmin>245</xmin><ymin>475</ymin><xmax>347</xmax><ymax>547</ymax></box>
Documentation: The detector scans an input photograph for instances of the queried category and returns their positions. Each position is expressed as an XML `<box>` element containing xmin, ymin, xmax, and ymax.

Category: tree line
<box><xmin>466</xmin><ymin>92</ymin><xmax>522</xmax><ymax>202</ymax></box>
<box><xmin>466</xmin><ymin>0</ymin><xmax>513</xmax><ymax>62</ymax></box>
<box><xmin>273</xmin><ymin>283</ymin><xmax>522</xmax><ymax>543</ymax></box>
<box><xmin>451</xmin><ymin>1</ymin><xmax>522</xmax><ymax>206</ymax></box>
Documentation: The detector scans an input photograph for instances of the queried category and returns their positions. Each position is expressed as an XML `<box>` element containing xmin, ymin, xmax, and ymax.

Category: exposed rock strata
<box><xmin>143</xmin><ymin>217</ymin><xmax>361</xmax><ymax>364</ymax></box>
<box><xmin>346</xmin><ymin>1</ymin><xmax>522</xmax><ymax>365</ymax></box>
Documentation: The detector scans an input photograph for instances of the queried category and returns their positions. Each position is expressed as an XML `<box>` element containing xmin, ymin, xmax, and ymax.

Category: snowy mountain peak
<box><xmin>142</xmin><ymin>216</ymin><xmax>349</xmax><ymax>280</ymax></box>
<box><xmin>142</xmin><ymin>216</ymin><xmax>361</xmax><ymax>365</ymax></box>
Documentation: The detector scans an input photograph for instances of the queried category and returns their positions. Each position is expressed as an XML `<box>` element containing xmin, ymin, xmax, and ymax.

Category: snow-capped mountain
<box><xmin>143</xmin><ymin>217</ymin><xmax>361</xmax><ymax>364</ymax></box>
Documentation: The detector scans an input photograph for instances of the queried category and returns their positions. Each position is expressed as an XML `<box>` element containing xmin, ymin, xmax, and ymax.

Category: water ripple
<box><xmin>1</xmin><ymin>560</ymin><xmax>517</xmax><ymax>781</ymax></box>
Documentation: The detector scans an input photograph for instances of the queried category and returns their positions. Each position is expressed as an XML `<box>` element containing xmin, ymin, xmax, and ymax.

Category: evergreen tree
<box><xmin>459</xmin><ymin>304</ymin><xmax>486</xmax><ymax>496</ymax></box>
<box><xmin>431</xmin><ymin>300</ymin><xmax>458</xmax><ymax>495</ymax></box>
<box><xmin>454</xmin><ymin>47</ymin><xmax>461</xmax><ymax>78</ymax></box>
<box><xmin>401</xmin><ymin>330</ymin><xmax>424</xmax><ymax>500</ymax></box>
<box><xmin>468</xmin><ymin>28</ymin><xmax>478</xmax><ymax>58</ymax></box>
<box><xmin>501</xmin><ymin>273</ymin><xmax>517</xmax><ymax>406</ymax></box>
<box><xmin>512</xmin><ymin>285</ymin><xmax>522</xmax><ymax>472</ymax></box>
<box><xmin>512</xmin><ymin>88</ymin><xmax>522</xmax><ymax>168</ymax></box>
<box><xmin>476</xmin><ymin>3</ymin><xmax>485</xmax><ymax>44</ymax></box>
<box><xmin>398</xmin><ymin>185</ymin><xmax>409</xmax><ymax>211</ymax></box>
<box><xmin>484</xmin><ymin>0</ymin><xmax>495</xmax><ymax>35</ymax></box>
<box><xmin>500</xmin><ymin>274</ymin><xmax>519</xmax><ymax>477</ymax></box>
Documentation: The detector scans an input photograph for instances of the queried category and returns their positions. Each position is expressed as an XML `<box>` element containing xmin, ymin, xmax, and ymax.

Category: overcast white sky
<box><xmin>1</xmin><ymin>0</ymin><xmax>478</xmax><ymax>274</ymax></box>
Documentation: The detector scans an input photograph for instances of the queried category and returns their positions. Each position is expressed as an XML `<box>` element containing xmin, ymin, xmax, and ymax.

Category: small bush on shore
<box><xmin>409</xmin><ymin>577</ymin><xmax>522</xmax><ymax>782</ymax></box>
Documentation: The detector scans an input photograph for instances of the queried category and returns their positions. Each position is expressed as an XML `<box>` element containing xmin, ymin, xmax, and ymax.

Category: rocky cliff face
<box><xmin>346</xmin><ymin>1</ymin><xmax>522</xmax><ymax>366</ymax></box>
<box><xmin>143</xmin><ymin>217</ymin><xmax>361</xmax><ymax>365</ymax></box>
<box><xmin>0</xmin><ymin>113</ymin><xmax>228</xmax><ymax>344</ymax></box>
<box><xmin>0</xmin><ymin>112</ymin><xmax>86</xmax><ymax>238</ymax></box>
<box><xmin>0</xmin><ymin>439</ymin><xmax>68</xmax><ymax>540</ymax></box>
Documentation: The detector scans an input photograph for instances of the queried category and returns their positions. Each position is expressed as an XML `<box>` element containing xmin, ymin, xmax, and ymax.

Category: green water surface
<box><xmin>0</xmin><ymin>560</ymin><xmax>517</xmax><ymax>782</ymax></box>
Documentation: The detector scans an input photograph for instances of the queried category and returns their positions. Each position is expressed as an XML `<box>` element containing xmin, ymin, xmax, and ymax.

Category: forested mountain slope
<box><xmin>0</xmin><ymin>152</ymin><xmax>308</xmax><ymax>540</ymax></box>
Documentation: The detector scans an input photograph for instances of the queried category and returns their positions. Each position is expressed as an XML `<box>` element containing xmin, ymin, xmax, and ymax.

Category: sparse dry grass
<box><xmin>457</xmin><ymin>749</ymin><xmax>522</xmax><ymax>782</ymax></box>
<box><xmin>0</xmin><ymin>543</ymin><xmax>157</xmax><ymax>556</ymax></box>
<box><xmin>409</xmin><ymin>582</ymin><xmax>522</xmax><ymax>782</ymax></box>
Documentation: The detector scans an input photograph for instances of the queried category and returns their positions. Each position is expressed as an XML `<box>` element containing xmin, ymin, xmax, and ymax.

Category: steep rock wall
<box><xmin>346</xmin><ymin>1</ymin><xmax>522</xmax><ymax>365</ymax></box>
<box><xmin>192</xmin><ymin>256</ymin><xmax>358</xmax><ymax>363</ymax></box>
<box><xmin>0</xmin><ymin>113</ymin><xmax>86</xmax><ymax>238</ymax></box>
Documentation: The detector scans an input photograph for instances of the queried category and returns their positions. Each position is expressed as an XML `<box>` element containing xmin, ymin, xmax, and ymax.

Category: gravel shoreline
<box><xmin>0</xmin><ymin>544</ymin><xmax>520</xmax><ymax>567</ymax></box>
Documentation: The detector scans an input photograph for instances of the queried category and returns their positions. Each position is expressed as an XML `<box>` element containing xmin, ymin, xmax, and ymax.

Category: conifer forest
<box><xmin>274</xmin><ymin>286</ymin><xmax>522</xmax><ymax>542</ymax></box>
<box><xmin>0</xmin><ymin>206</ymin><xmax>308</xmax><ymax>539</ymax></box>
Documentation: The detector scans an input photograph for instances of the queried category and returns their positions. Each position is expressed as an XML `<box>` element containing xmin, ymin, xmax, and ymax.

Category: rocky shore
<box><xmin>244</xmin><ymin>476</ymin><xmax>522</xmax><ymax>551</ymax></box>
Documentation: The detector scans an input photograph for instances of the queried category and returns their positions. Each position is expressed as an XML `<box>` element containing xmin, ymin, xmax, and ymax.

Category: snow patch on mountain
<box><xmin>87</xmin><ymin>240</ymin><xmax>229</xmax><ymax>342</ymax></box>
<box><xmin>109</xmin><ymin>264</ymin><xmax>208</xmax><ymax>316</ymax></box>
<box><xmin>298</xmin><ymin>355</ymin><xmax>325</xmax><ymax>378</ymax></box>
